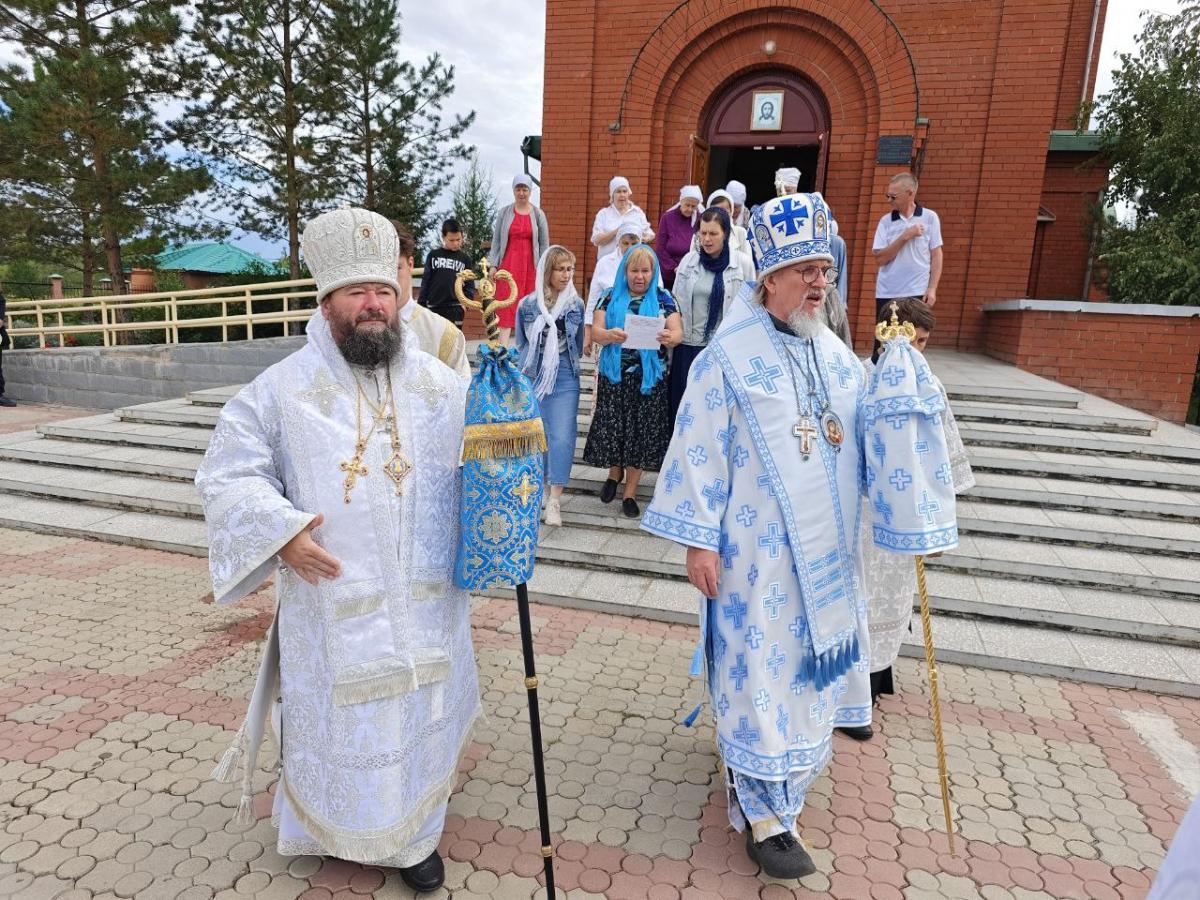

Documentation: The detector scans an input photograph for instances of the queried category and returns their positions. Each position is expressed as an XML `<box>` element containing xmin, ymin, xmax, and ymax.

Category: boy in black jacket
<box><xmin>417</xmin><ymin>218</ymin><xmax>473</xmax><ymax>327</ymax></box>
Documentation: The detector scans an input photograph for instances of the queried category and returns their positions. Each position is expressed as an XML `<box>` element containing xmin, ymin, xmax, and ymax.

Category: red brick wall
<box><xmin>541</xmin><ymin>0</ymin><xmax>1109</xmax><ymax>352</ymax></box>
<box><xmin>984</xmin><ymin>308</ymin><xmax>1200</xmax><ymax>422</ymax></box>
<box><xmin>1029</xmin><ymin>153</ymin><xmax>1107</xmax><ymax>300</ymax></box>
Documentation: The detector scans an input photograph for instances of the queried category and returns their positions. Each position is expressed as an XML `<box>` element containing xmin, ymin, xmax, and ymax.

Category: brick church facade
<box><xmin>538</xmin><ymin>0</ymin><xmax>1110</xmax><ymax>351</ymax></box>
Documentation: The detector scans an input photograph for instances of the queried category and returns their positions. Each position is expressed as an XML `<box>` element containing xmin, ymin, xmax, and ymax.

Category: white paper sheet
<box><xmin>621</xmin><ymin>313</ymin><xmax>666</xmax><ymax>351</ymax></box>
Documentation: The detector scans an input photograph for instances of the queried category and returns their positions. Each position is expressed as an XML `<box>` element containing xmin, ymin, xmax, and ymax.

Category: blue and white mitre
<box><xmin>749</xmin><ymin>191</ymin><xmax>835</xmax><ymax>277</ymax></box>
<box><xmin>864</xmin><ymin>308</ymin><xmax>959</xmax><ymax>554</ymax></box>
<box><xmin>455</xmin><ymin>345</ymin><xmax>546</xmax><ymax>590</ymax></box>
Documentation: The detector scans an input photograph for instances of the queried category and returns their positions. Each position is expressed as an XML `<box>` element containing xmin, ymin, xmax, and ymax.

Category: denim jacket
<box><xmin>514</xmin><ymin>293</ymin><xmax>585</xmax><ymax>380</ymax></box>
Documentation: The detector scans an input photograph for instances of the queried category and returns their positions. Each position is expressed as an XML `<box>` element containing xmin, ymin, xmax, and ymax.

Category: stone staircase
<box><xmin>2</xmin><ymin>349</ymin><xmax>1199</xmax><ymax>698</ymax></box>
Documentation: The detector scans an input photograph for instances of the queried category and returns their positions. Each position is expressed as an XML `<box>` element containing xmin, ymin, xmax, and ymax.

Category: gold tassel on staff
<box><xmin>915</xmin><ymin>554</ymin><xmax>956</xmax><ymax>853</ymax></box>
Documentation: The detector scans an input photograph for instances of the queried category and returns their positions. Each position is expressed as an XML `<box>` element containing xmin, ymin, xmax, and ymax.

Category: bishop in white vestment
<box><xmin>195</xmin><ymin>209</ymin><xmax>477</xmax><ymax>891</ymax></box>
<box><xmin>643</xmin><ymin>193</ymin><xmax>958</xmax><ymax>881</ymax></box>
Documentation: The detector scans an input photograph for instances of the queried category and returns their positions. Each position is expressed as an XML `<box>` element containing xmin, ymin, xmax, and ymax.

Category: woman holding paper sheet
<box><xmin>583</xmin><ymin>244</ymin><xmax>683</xmax><ymax>519</ymax></box>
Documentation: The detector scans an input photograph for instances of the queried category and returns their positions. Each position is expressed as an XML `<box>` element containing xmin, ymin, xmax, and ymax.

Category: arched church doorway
<box><xmin>690</xmin><ymin>70</ymin><xmax>829</xmax><ymax>207</ymax></box>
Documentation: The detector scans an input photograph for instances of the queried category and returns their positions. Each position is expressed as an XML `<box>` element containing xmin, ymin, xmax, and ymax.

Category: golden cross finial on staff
<box><xmin>454</xmin><ymin>258</ymin><xmax>520</xmax><ymax>347</ymax></box>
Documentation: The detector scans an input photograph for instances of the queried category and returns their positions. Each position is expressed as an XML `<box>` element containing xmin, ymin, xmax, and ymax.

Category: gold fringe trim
<box><xmin>280</xmin><ymin>707</ymin><xmax>482</xmax><ymax>864</ymax></box>
<box><xmin>411</xmin><ymin>581</ymin><xmax>447</xmax><ymax>601</ymax></box>
<box><xmin>333</xmin><ymin>595</ymin><xmax>383</xmax><ymax>622</ymax></box>
<box><xmin>463</xmin><ymin>418</ymin><xmax>547</xmax><ymax>461</ymax></box>
<box><xmin>332</xmin><ymin>660</ymin><xmax>450</xmax><ymax>708</ymax></box>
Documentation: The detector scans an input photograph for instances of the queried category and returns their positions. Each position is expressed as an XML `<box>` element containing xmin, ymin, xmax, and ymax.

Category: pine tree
<box><xmin>0</xmin><ymin>1</ymin><xmax>211</xmax><ymax>295</ymax></box>
<box><xmin>178</xmin><ymin>0</ymin><xmax>343</xmax><ymax>278</ymax></box>
<box><xmin>323</xmin><ymin>0</ymin><xmax>475</xmax><ymax>248</ymax></box>
<box><xmin>451</xmin><ymin>155</ymin><xmax>498</xmax><ymax>267</ymax></box>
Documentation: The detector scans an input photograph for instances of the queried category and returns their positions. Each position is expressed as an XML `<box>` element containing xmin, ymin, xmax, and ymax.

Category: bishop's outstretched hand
<box><xmin>280</xmin><ymin>514</ymin><xmax>343</xmax><ymax>585</ymax></box>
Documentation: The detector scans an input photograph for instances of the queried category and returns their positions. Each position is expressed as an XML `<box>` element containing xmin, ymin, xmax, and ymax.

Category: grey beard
<box><xmin>336</xmin><ymin>318</ymin><xmax>405</xmax><ymax>368</ymax></box>
<box><xmin>787</xmin><ymin>305</ymin><xmax>822</xmax><ymax>339</ymax></box>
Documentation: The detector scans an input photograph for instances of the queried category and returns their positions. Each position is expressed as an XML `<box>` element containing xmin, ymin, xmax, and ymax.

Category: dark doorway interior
<box><xmin>706</xmin><ymin>144</ymin><xmax>820</xmax><ymax>208</ymax></box>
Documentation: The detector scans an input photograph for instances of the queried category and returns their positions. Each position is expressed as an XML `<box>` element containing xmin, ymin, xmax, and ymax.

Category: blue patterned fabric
<box><xmin>864</xmin><ymin>335</ymin><xmax>958</xmax><ymax>554</ymax></box>
<box><xmin>748</xmin><ymin>193</ymin><xmax>834</xmax><ymax>278</ymax></box>
<box><xmin>455</xmin><ymin>344</ymin><xmax>545</xmax><ymax>590</ymax></box>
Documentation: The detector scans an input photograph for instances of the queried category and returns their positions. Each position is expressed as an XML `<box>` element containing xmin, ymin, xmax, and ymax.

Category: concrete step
<box><xmin>0</xmin><ymin>459</ymin><xmax>203</xmax><ymax>517</ymax></box>
<box><xmin>38</xmin><ymin>415</ymin><xmax>212</xmax><ymax>452</ymax></box>
<box><xmin>535</xmin><ymin>517</ymin><xmax>1200</xmax><ymax>603</ymax></box>
<box><xmin>502</xmin><ymin>562</ymin><xmax>1200</xmax><ymax>698</ymax></box>
<box><xmin>117</xmin><ymin>399</ymin><xmax>221</xmax><ymax>429</ymax></box>
<box><xmin>960</xmin><ymin>423</ymin><xmax>1200</xmax><ymax>465</ymax></box>
<box><xmin>969</xmin><ymin>453</ymin><xmax>1200</xmax><ymax>492</ymax></box>
<box><xmin>950</xmin><ymin>401</ymin><xmax>1155</xmax><ymax>436</ymax></box>
<box><xmin>0</xmin><ymin>495</ymin><xmax>206</xmax><ymax>556</ymax></box>
<box><xmin>562</xmin><ymin>463</ymin><xmax>1200</xmax><ymax>524</ymax></box>
<box><xmin>0</xmin><ymin>432</ymin><xmax>202</xmax><ymax>482</ymax></box>
<box><xmin>186</xmin><ymin>385</ymin><xmax>241</xmax><ymax>408</ymax></box>
<box><xmin>942</xmin><ymin>385</ymin><xmax>1080</xmax><ymax>409</ymax></box>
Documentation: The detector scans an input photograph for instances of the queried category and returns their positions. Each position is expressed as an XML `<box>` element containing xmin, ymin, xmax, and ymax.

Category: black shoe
<box><xmin>836</xmin><ymin>725</ymin><xmax>874</xmax><ymax>741</ymax></box>
<box><xmin>399</xmin><ymin>850</ymin><xmax>445</xmax><ymax>892</ymax></box>
<box><xmin>0</xmin><ymin>396</ymin><xmax>15</xmax><ymax>408</ymax></box>
<box><xmin>622</xmin><ymin>497</ymin><xmax>640</xmax><ymax>518</ymax></box>
<box><xmin>746</xmin><ymin>830</ymin><xmax>816</xmax><ymax>880</ymax></box>
<box><xmin>599</xmin><ymin>478</ymin><xmax>619</xmax><ymax>503</ymax></box>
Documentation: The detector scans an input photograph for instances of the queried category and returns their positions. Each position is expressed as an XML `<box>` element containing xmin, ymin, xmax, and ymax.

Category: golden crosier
<box><xmin>454</xmin><ymin>258</ymin><xmax>520</xmax><ymax>346</ymax></box>
<box><xmin>875</xmin><ymin>300</ymin><xmax>917</xmax><ymax>344</ymax></box>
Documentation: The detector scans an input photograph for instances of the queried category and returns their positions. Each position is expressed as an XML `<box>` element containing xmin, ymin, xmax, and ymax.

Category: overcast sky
<box><xmin>0</xmin><ymin>1</ymin><xmax>1183</xmax><ymax>259</ymax></box>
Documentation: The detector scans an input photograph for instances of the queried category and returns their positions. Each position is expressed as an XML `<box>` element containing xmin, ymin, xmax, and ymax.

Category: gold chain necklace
<box><xmin>338</xmin><ymin>369</ymin><xmax>414</xmax><ymax>504</ymax></box>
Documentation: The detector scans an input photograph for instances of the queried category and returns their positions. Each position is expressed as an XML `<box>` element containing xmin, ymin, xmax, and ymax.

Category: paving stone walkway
<box><xmin>0</xmin><ymin>528</ymin><xmax>1193</xmax><ymax>899</ymax></box>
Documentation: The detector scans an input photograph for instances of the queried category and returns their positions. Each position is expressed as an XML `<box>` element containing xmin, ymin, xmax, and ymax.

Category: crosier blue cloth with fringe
<box><xmin>865</xmin><ymin>334</ymin><xmax>959</xmax><ymax>555</ymax></box>
<box><xmin>455</xmin><ymin>344</ymin><xmax>546</xmax><ymax>591</ymax></box>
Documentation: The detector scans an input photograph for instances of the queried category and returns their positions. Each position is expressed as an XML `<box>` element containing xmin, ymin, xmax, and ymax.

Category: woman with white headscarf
<box><xmin>656</xmin><ymin>184</ymin><xmax>702</xmax><ymax>289</ymax></box>
<box><xmin>491</xmin><ymin>173</ymin><xmax>550</xmax><ymax>343</ymax></box>
<box><xmin>514</xmin><ymin>246</ymin><xmax>585</xmax><ymax>527</ymax></box>
<box><xmin>726</xmin><ymin>180</ymin><xmax>750</xmax><ymax>227</ymax></box>
<box><xmin>700</xmin><ymin>189</ymin><xmax>754</xmax><ymax>267</ymax></box>
<box><xmin>591</xmin><ymin>176</ymin><xmax>654</xmax><ymax>260</ymax></box>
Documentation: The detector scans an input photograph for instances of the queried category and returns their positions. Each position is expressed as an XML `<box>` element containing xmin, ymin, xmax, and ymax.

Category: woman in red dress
<box><xmin>490</xmin><ymin>174</ymin><xmax>549</xmax><ymax>344</ymax></box>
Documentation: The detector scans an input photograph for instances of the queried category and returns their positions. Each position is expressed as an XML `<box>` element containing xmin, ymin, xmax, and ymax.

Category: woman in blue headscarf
<box><xmin>583</xmin><ymin>244</ymin><xmax>683</xmax><ymax>518</ymax></box>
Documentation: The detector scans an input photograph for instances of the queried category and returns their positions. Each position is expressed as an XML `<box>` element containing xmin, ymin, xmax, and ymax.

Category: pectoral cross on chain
<box><xmin>793</xmin><ymin>417</ymin><xmax>817</xmax><ymax>459</ymax></box>
<box><xmin>339</xmin><ymin>455</ymin><xmax>368</xmax><ymax>503</ymax></box>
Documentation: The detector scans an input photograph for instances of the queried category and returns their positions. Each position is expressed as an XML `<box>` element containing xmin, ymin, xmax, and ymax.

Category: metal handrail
<box><xmin>5</xmin><ymin>273</ymin><xmax>423</xmax><ymax>349</ymax></box>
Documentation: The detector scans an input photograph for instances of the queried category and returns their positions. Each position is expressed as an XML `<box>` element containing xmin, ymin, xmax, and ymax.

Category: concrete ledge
<box><xmin>2</xmin><ymin>337</ymin><xmax>305</xmax><ymax>409</ymax></box>
<box><xmin>985</xmin><ymin>299</ymin><xmax>1200</xmax><ymax>317</ymax></box>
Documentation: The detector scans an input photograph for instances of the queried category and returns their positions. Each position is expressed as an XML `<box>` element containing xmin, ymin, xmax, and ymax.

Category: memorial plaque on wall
<box><xmin>876</xmin><ymin>136</ymin><xmax>914</xmax><ymax>165</ymax></box>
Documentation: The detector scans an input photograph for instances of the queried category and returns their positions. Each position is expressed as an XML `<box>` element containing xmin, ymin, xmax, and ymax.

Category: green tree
<box><xmin>0</xmin><ymin>1</ymin><xmax>212</xmax><ymax>295</ymax></box>
<box><xmin>179</xmin><ymin>0</ymin><xmax>342</xmax><ymax>278</ymax></box>
<box><xmin>450</xmin><ymin>154</ymin><xmax>498</xmax><ymax>267</ymax></box>
<box><xmin>324</xmin><ymin>0</ymin><xmax>475</xmax><ymax>246</ymax></box>
<box><xmin>1087</xmin><ymin>2</ymin><xmax>1200</xmax><ymax>305</ymax></box>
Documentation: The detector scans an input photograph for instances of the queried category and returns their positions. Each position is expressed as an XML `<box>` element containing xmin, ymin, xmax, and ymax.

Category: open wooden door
<box><xmin>689</xmin><ymin>135</ymin><xmax>710</xmax><ymax>189</ymax></box>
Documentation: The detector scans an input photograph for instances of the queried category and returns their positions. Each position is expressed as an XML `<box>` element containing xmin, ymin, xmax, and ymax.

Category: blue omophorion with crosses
<box><xmin>864</xmin><ymin>330</ymin><xmax>959</xmax><ymax>555</ymax></box>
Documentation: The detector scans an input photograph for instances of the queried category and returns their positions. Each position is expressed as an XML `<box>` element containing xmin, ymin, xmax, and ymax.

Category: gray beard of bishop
<box><xmin>330</xmin><ymin>312</ymin><xmax>406</xmax><ymax>368</ymax></box>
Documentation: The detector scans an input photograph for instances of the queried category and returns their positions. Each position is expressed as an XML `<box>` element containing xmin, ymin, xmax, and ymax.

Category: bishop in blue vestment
<box><xmin>642</xmin><ymin>192</ymin><xmax>958</xmax><ymax>880</ymax></box>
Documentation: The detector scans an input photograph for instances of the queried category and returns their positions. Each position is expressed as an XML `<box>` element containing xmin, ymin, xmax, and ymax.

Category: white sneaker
<box><xmin>544</xmin><ymin>496</ymin><xmax>562</xmax><ymax>527</ymax></box>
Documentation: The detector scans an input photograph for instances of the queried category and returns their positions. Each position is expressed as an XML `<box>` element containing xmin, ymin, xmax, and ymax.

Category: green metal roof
<box><xmin>156</xmin><ymin>242</ymin><xmax>277</xmax><ymax>275</ymax></box>
<box><xmin>1049</xmin><ymin>130</ymin><xmax>1101</xmax><ymax>153</ymax></box>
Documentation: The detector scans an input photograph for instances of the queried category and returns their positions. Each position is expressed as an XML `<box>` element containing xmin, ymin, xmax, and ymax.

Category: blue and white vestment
<box><xmin>642</xmin><ymin>289</ymin><xmax>873</xmax><ymax>836</ymax></box>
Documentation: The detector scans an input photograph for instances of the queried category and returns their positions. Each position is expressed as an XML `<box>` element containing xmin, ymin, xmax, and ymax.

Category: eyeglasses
<box><xmin>797</xmin><ymin>265</ymin><xmax>838</xmax><ymax>285</ymax></box>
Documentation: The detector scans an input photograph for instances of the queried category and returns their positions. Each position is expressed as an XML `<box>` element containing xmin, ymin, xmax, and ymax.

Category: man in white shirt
<box><xmin>871</xmin><ymin>172</ymin><xmax>943</xmax><ymax>312</ymax></box>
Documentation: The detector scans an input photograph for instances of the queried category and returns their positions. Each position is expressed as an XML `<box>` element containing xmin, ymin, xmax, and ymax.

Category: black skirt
<box><xmin>583</xmin><ymin>366</ymin><xmax>671</xmax><ymax>471</ymax></box>
<box><xmin>667</xmin><ymin>343</ymin><xmax>705</xmax><ymax>427</ymax></box>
